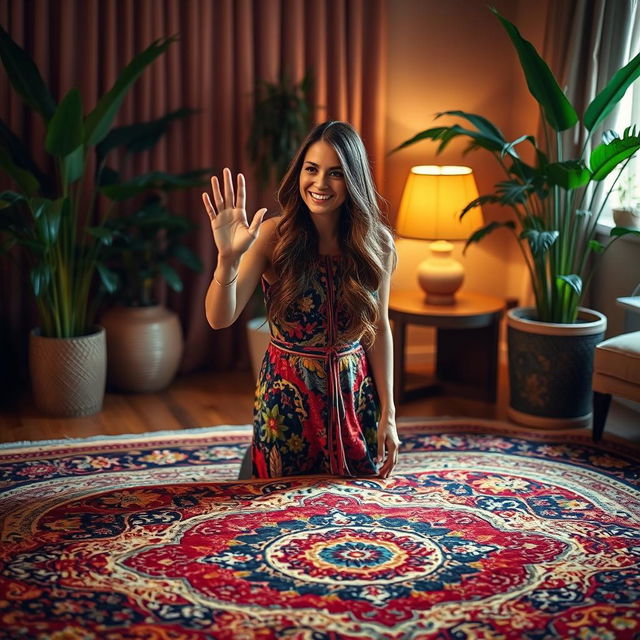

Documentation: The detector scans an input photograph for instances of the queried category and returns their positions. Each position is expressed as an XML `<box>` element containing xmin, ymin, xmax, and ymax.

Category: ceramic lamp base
<box><xmin>417</xmin><ymin>240</ymin><xmax>464</xmax><ymax>305</ymax></box>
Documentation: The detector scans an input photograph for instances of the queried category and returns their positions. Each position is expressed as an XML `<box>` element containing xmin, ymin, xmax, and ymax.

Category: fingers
<box><xmin>209</xmin><ymin>169</ymin><xmax>246</xmax><ymax>212</ymax></box>
<box><xmin>202</xmin><ymin>192</ymin><xmax>215</xmax><ymax>220</ymax></box>
<box><xmin>211</xmin><ymin>176</ymin><xmax>224</xmax><ymax>211</ymax></box>
<box><xmin>223</xmin><ymin>167</ymin><xmax>235</xmax><ymax>208</ymax></box>
<box><xmin>378</xmin><ymin>448</ymin><xmax>398</xmax><ymax>479</ymax></box>
<box><xmin>236</xmin><ymin>173</ymin><xmax>246</xmax><ymax>210</ymax></box>
<box><xmin>376</xmin><ymin>435</ymin><xmax>400</xmax><ymax>479</ymax></box>
<box><xmin>248</xmin><ymin>208</ymin><xmax>268</xmax><ymax>236</ymax></box>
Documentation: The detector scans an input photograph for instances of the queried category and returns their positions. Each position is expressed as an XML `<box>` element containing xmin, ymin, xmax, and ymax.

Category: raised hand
<box><xmin>202</xmin><ymin>168</ymin><xmax>267</xmax><ymax>259</ymax></box>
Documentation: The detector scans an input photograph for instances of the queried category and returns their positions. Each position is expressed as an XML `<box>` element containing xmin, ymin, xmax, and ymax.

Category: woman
<box><xmin>203</xmin><ymin>121</ymin><xmax>399</xmax><ymax>479</ymax></box>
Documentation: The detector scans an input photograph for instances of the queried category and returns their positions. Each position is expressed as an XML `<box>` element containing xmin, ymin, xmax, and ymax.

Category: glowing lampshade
<box><xmin>396</xmin><ymin>166</ymin><xmax>484</xmax><ymax>304</ymax></box>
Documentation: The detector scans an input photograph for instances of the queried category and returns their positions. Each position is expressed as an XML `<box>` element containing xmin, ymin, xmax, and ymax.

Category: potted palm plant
<box><xmin>0</xmin><ymin>26</ymin><xmax>184</xmax><ymax>415</ymax></box>
<box><xmin>100</xmin><ymin>192</ymin><xmax>203</xmax><ymax>392</ymax></box>
<box><xmin>393</xmin><ymin>8</ymin><xmax>640</xmax><ymax>428</ymax></box>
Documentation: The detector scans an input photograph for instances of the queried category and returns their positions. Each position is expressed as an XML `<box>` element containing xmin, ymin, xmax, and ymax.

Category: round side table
<box><xmin>389</xmin><ymin>290</ymin><xmax>505</xmax><ymax>405</ymax></box>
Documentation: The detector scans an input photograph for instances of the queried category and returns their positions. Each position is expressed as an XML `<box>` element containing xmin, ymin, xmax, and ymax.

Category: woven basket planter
<box><xmin>29</xmin><ymin>327</ymin><xmax>107</xmax><ymax>417</ymax></box>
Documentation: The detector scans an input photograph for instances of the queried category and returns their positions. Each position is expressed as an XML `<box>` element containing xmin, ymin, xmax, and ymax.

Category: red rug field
<box><xmin>0</xmin><ymin>419</ymin><xmax>639</xmax><ymax>639</ymax></box>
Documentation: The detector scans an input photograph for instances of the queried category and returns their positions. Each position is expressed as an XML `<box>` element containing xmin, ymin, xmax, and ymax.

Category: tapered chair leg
<box><xmin>592</xmin><ymin>391</ymin><xmax>612</xmax><ymax>442</ymax></box>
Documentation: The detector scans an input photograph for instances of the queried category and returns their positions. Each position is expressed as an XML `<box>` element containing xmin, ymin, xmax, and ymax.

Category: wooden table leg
<box><xmin>435</xmin><ymin>317</ymin><xmax>500</xmax><ymax>402</ymax></box>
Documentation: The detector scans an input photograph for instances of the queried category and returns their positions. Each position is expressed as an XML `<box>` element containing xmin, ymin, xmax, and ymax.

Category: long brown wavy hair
<box><xmin>269</xmin><ymin>121</ymin><xmax>395</xmax><ymax>347</ymax></box>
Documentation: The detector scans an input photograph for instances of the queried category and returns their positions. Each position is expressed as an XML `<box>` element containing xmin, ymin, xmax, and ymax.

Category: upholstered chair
<box><xmin>592</xmin><ymin>292</ymin><xmax>640</xmax><ymax>441</ymax></box>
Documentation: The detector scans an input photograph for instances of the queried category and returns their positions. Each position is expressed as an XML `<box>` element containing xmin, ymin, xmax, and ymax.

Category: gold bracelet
<box><xmin>214</xmin><ymin>271</ymin><xmax>239</xmax><ymax>287</ymax></box>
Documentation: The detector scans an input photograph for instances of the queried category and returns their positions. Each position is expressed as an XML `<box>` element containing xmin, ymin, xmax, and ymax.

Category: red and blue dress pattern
<box><xmin>252</xmin><ymin>255</ymin><xmax>379</xmax><ymax>478</ymax></box>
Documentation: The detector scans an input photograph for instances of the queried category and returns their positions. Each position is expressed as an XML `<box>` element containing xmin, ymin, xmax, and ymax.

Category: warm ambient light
<box><xmin>396</xmin><ymin>165</ymin><xmax>484</xmax><ymax>304</ymax></box>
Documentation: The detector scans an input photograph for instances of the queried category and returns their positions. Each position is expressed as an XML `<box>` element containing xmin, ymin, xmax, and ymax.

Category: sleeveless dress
<box><xmin>252</xmin><ymin>255</ymin><xmax>380</xmax><ymax>478</ymax></box>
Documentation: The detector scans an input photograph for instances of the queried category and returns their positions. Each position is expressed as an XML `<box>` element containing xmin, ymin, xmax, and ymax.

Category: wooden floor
<box><xmin>0</xmin><ymin>361</ymin><xmax>511</xmax><ymax>444</ymax></box>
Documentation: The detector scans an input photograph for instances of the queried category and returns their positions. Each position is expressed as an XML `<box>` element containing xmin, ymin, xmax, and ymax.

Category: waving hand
<box><xmin>202</xmin><ymin>168</ymin><xmax>267</xmax><ymax>259</ymax></box>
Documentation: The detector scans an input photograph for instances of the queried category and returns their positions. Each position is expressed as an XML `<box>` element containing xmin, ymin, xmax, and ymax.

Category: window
<box><xmin>603</xmin><ymin>7</ymin><xmax>640</xmax><ymax>220</ymax></box>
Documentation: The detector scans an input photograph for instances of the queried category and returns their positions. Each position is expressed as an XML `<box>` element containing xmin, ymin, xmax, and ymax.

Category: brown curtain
<box><xmin>0</xmin><ymin>0</ymin><xmax>388</xmax><ymax>385</ymax></box>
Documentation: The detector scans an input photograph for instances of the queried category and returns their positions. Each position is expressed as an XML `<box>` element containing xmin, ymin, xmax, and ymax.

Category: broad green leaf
<box><xmin>30</xmin><ymin>264</ymin><xmax>51</xmax><ymax>297</ymax></box>
<box><xmin>0</xmin><ymin>24</ymin><xmax>56</xmax><ymax>121</ymax></box>
<box><xmin>585</xmin><ymin>48</ymin><xmax>640</xmax><ymax>131</ymax></box>
<box><xmin>31</xmin><ymin>197</ymin><xmax>64</xmax><ymax>245</ymax></box>
<box><xmin>96</xmin><ymin>108</ymin><xmax>195</xmax><ymax>160</ymax></box>
<box><xmin>546</xmin><ymin>161</ymin><xmax>591</xmax><ymax>189</ymax></box>
<box><xmin>557</xmin><ymin>274</ymin><xmax>582</xmax><ymax>296</ymax></box>
<box><xmin>588</xmin><ymin>239</ymin><xmax>605</xmax><ymax>253</ymax></box>
<box><xmin>97</xmin><ymin>166</ymin><xmax>120</xmax><ymax>187</ymax></box>
<box><xmin>496</xmin><ymin>179</ymin><xmax>533</xmax><ymax>204</ymax></box>
<box><xmin>96</xmin><ymin>261</ymin><xmax>118</xmax><ymax>293</ymax></box>
<box><xmin>45</xmin><ymin>88</ymin><xmax>84</xmax><ymax>156</ymax></box>
<box><xmin>436</xmin><ymin>110</ymin><xmax>506</xmax><ymax>146</ymax></box>
<box><xmin>391</xmin><ymin>126</ymin><xmax>454</xmax><ymax>153</ymax></box>
<box><xmin>491</xmin><ymin>7</ymin><xmax>578</xmax><ymax>131</ymax></box>
<box><xmin>172</xmin><ymin>244</ymin><xmax>202</xmax><ymax>271</ymax></box>
<box><xmin>87</xmin><ymin>226</ymin><xmax>116</xmax><ymax>246</ymax></box>
<box><xmin>521</xmin><ymin>229</ymin><xmax>559</xmax><ymax>258</ymax></box>
<box><xmin>0</xmin><ymin>190</ymin><xmax>25</xmax><ymax>208</ymax></box>
<box><xmin>590</xmin><ymin>132</ymin><xmax>640</xmax><ymax>180</ymax></box>
<box><xmin>501</xmin><ymin>134</ymin><xmax>534</xmax><ymax>159</ymax></box>
<box><xmin>100</xmin><ymin>170</ymin><xmax>209</xmax><ymax>201</ymax></box>
<box><xmin>62</xmin><ymin>145</ymin><xmax>85</xmax><ymax>184</ymax></box>
<box><xmin>461</xmin><ymin>195</ymin><xmax>500</xmax><ymax>218</ymax></box>
<box><xmin>463</xmin><ymin>220</ymin><xmax>516</xmax><ymax>252</ymax></box>
<box><xmin>0</xmin><ymin>202</ymin><xmax>30</xmax><ymax>231</ymax></box>
<box><xmin>0</xmin><ymin>147</ymin><xmax>39</xmax><ymax>195</ymax></box>
<box><xmin>85</xmin><ymin>35</ymin><xmax>178</xmax><ymax>147</ymax></box>
<box><xmin>158</xmin><ymin>262</ymin><xmax>182</xmax><ymax>291</ymax></box>
<box><xmin>0</xmin><ymin>118</ymin><xmax>49</xmax><ymax>190</ymax></box>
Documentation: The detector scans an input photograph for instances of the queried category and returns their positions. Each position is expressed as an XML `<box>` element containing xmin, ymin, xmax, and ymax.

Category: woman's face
<box><xmin>299</xmin><ymin>140</ymin><xmax>347</xmax><ymax>216</ymax></box>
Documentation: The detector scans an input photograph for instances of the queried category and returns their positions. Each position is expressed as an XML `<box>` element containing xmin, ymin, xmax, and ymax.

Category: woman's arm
<box><xmin>364</xmin><ymin>239</ymin><xmax>400</xmax><ymax>478</ymax></box>
<box><xmin>202</xmin><ymin>168</ymin><xmax>271</xmax><ymax>329</ymax></box>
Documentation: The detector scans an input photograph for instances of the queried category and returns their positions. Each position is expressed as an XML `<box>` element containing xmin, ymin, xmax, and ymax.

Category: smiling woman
<box><xmin>299</xmin><ymin>143</ymin><xmax>348</xmax><ymax>224</ymax></box>
<box><xmin>202</xmin><ymin>121</ymin><xmax>399</xmax><ymax>482</ymax></box>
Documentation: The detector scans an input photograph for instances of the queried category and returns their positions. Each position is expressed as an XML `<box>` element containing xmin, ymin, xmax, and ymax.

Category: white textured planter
<box><xmin>507</xmin><ymin>307</ymin><xmax>606</xmax><ymax>429</ymax></box>
<box><xmin>29</xmin><ymin>327</ymin><xmax>107</xmax><ymax>417</ymax></box>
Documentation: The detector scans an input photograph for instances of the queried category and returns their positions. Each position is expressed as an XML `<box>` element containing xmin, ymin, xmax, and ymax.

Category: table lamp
<box><xmin>395</xmin><ymin>165</ymin><xmax>484</xmax><ymax>304</ymax></box>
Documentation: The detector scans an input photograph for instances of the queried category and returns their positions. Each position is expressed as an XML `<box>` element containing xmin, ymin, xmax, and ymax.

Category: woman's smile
<box><xmin>299</xmin><ymin>140</ymin><xmax>347</xmax><ymax>215</ymax></box>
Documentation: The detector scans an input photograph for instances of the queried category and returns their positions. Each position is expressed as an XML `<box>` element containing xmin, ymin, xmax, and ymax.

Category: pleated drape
<box><xmin>0</xmin><ymin>0</ymin><xmax>388</xmax><ymax>383</ymax></box>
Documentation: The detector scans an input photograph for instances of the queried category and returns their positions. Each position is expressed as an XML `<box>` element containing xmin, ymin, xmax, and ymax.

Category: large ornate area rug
<box><xmin>1</xmin><ymin>419</ymin><xmax>639</xmax><ymax>639</ymax></box>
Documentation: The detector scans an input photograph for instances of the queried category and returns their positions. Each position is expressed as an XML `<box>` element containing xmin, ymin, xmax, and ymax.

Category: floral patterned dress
<box><xmin>252</xmin><ymin>255</ymin><xmax>380</xmax><ymax>478</ymax></box>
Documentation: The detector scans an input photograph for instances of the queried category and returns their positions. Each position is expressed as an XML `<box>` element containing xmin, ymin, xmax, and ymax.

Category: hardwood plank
<box><xmin>0</xmin><ymin>361</ymin><xmax>636</xmax><ymax>446</ymax></box>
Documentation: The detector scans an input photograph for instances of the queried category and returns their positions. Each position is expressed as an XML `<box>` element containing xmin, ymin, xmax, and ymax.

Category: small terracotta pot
<box><xmin>101</xmin><ymin>305</ymin><xmax>183</xmax><ymax>393</ymax></box>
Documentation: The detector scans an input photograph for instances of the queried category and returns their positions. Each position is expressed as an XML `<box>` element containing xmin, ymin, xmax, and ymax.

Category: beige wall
<box><xmin>384</xmin><ymin>0</ymin><xmax>550</xmax><ymax>303</ymax></box>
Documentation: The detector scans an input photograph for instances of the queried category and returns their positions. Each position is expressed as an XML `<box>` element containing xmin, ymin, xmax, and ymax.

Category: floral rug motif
<box><xmin>0</xmin><ymin>420</ymin><xmax>639</xmax><ymax>639</ymax></box>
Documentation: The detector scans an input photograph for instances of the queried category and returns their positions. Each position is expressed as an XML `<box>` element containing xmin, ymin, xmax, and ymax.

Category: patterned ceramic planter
<box><xmin>29</xmin><ymin>326</ymin><xmax>107</xmax><ymax>417</ymax></box>
<box><xmin>507</xmin><ymin>307</ymin><xmax>606</xmax><ymax>429</ymax></box>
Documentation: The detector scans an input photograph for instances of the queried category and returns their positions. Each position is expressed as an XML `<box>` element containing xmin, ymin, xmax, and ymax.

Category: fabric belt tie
<box><xmin>269</xmin><ymin>337</ymin><xmax>363</xmax><ymax>476</ymax></box>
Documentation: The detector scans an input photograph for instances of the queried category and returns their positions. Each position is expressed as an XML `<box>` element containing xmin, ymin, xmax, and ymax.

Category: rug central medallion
<box><xmin>265</xmin><ymin>525</ymin><xmax>443</xmax><ymax>584</ymax></box>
